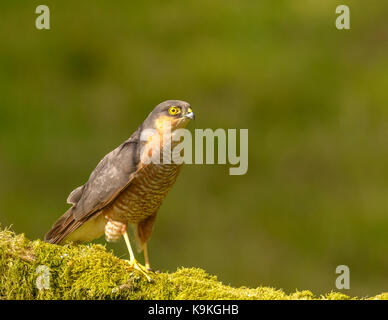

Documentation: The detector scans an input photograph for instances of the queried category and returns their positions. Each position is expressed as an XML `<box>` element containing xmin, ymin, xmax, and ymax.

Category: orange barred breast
<box><xmin>102</xmin><ymin>163</ymin><xmax>182</xmax><ymax>226</ymax></box>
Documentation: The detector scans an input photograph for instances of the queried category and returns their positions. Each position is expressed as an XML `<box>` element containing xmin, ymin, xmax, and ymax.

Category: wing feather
<box><xmin>66</xmin><ymin>185</ymin><xmax>84</xmax><ymax>205</ymax></box>
<box><xmin>45</xmin><ymin>126</ymin><xmax>144</xmax><ymax>243</ymax></box>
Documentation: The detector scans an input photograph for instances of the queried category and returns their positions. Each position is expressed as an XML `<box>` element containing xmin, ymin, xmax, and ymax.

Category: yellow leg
<box><xmin>123</xmin><ymin>231</ymin><xmax>153</xmax><ymax>282</ymax></box>
<box><xmin>123</xmin><ymin>231</ymin><xmax>136</xmax><ymax>262</ymax></box>
<box><xmin>143</xmin><ymin>243</ymin><xmax>151</xmax><ymax>271</ymax></box>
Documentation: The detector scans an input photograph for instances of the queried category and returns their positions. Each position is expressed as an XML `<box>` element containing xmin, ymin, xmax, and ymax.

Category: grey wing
<box><xmin>72</xmin><ymin>138</ymin><xmax>141</xmax><ymax>219</ymax></box>
<box><xmin>67</xmin><ymin>185</ymin><xmax>84</xmax><ymax>205</ymax></box>
<box><xmin>45</xmin><ymin>127</ymin><xmax>143</xmax><ymax>243</ymax></box>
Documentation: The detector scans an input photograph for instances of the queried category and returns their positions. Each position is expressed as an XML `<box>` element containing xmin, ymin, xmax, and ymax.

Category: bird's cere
<box><xmin>184</xmin><ymin>112</ymin><xmax>195</xmax><ymax>119</ymax></box>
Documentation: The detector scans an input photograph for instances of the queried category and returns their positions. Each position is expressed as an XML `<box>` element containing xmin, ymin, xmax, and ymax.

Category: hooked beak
<box><xmin>184</xmin><ymin>108</ymin><xmax>195</xmax><ymax>120</ymax></box>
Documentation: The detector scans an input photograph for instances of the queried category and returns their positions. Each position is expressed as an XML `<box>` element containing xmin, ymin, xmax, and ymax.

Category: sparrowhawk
<box><xmin>45</xmin><ymin>100</ymin><xmax>195</xmax><ymax>281</ymax></box>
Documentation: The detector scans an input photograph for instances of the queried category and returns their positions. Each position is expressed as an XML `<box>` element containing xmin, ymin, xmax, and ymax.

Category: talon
<box><xmin>145</xmin><ymin>263</ymin><xmax>154</xmax><ymax>273</ymax></box>
<box><xmin>125</xmin><ymin>259</ymin><xmax>153</xmax><ymax>282</ymax></box>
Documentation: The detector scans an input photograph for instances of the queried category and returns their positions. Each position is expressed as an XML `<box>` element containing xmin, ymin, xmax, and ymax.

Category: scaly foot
<box><xmin>145</xmin><ymin>262</ymin><xmax>155</xmax><ymax>273</ymax></box>
<box><xmin>125</xmin><ymin>259</ymin><xmax>153</xmax><ymax>282</ymax></box>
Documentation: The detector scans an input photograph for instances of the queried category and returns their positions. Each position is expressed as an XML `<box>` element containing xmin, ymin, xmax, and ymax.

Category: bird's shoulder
<box><xmin>70</xmin><ymin>125</ymin><xmax>145</xmax><ymax>221</ymax></box>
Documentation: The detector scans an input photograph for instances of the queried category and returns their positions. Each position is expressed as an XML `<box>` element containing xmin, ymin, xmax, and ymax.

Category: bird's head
<box><xmin>146</xmin><ymin>100</ymin><xmax>194</xmax><ymax>134</ymax></box>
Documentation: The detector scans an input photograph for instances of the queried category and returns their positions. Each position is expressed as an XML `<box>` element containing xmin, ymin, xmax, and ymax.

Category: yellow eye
<box><xmin>168</xmin><ymin>106</ymin><xmax>180</xmax><ymax>115</ymax></box>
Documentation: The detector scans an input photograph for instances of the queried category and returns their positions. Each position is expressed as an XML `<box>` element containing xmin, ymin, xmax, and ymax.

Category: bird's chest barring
<box><xmin>103</xmin><ymin>163</ymin><xmax>182</xmax><ymax>224</ymax></box>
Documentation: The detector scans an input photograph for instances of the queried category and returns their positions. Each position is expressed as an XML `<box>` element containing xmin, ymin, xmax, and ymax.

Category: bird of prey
<box><xmin>45</xmin><ymin>100</ymin><xmax>194</xmax><ymax>281</ymax></box>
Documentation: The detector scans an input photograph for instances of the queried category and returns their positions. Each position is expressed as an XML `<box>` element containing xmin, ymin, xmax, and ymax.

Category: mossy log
<box><xmin>0</xmin><ymin>227</ymin><xmax>387</xmax><ymax>300</ymax></box>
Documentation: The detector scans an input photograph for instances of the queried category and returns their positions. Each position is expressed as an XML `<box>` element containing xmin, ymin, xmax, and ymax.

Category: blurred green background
<box><xmin>1</xmin><ymin>0</ymin><xmax>388</xmax><ymax>296</ymax></box>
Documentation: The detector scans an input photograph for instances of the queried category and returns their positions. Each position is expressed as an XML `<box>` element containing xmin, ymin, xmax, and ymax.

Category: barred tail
<box><xmin>44</xmin><ymin>208</ymin><xmax>80</xmax><ymax>244</ymax></box>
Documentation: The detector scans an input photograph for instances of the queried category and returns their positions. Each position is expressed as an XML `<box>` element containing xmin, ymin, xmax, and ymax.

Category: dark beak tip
<box><xmin>185</xmin><ymin>112</ymin><xmax>195</xmax><ymax>120</ymax></box>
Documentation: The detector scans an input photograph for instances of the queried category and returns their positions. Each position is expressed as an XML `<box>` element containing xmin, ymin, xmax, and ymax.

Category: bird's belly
<box><xmin>65</xmin><ymin>214</ymin><xmax>106</xmax><ymax>242</ymax></box>
<box><xmin>103</xmin><ymin>163</ymin><xmax>182</xmax><ymax>224</ymax></box>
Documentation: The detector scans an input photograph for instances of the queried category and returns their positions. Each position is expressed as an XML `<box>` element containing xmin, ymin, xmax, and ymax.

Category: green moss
<box><xmin>0</xmin><ymin>227</ymin><xmax>387</xmax><ymax>300</ymax></box>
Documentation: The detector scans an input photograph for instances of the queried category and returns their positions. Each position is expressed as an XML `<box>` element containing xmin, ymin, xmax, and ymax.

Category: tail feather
<box><xmin>44</xmin><ymin>208</ymin><xmax>80</xmax><ymax>244</ymax></box>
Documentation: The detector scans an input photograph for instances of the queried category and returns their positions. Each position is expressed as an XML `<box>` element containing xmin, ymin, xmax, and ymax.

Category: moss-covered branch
<box><xmin>0</xmin><ymin>227</ymin><xmax>386</xmax><ymax>300</ymax></box>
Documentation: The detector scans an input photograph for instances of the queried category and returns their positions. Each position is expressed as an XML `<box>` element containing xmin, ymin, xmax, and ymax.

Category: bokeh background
<box><xmin>1</xmin><ymin>0</ymin><xmax>388</xmax><ymax>296</ymax></box>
